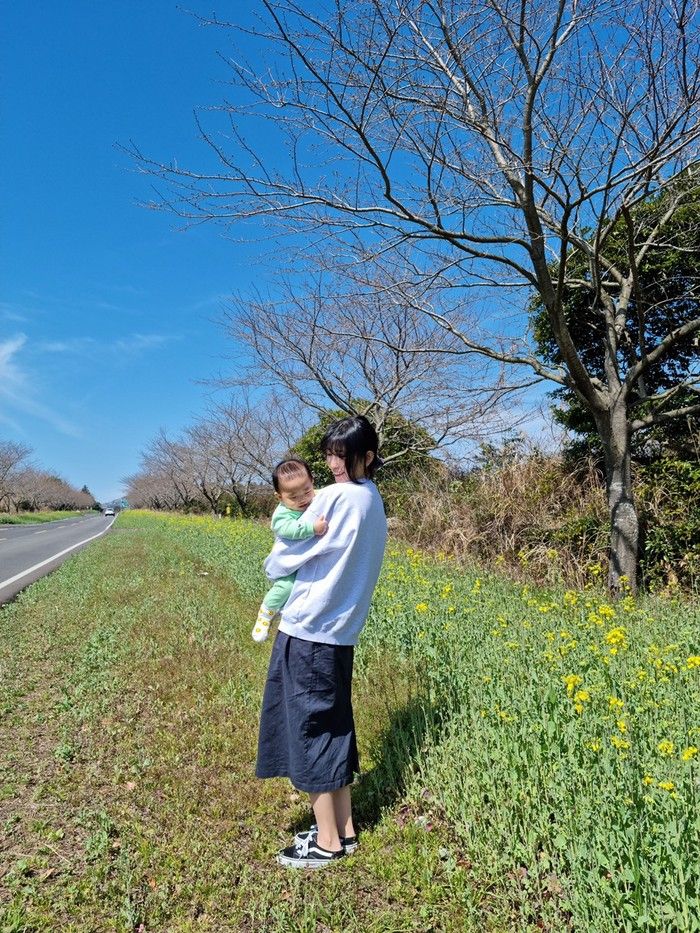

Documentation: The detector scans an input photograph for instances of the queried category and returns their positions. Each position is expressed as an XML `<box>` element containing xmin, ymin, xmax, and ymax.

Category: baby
<box><xmin>252</xmin><ymin>457</ymin><xmax>328</xmax><ymax>642</ymax></box>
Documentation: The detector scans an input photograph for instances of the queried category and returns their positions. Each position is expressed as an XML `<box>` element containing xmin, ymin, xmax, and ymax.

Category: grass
<box><xmin>1</xmin><ymin>510</ymin><xmax>699</xmax><ymax>931</ymax></box>
<box><xmin>0</xmin><ymin>511</ymin><xmax>92</xmax><ymax>525</ymax></box>
<box><xmin>0</xmin><ymin>513</ymin><xmax>477</xmax><ymax>932</ymax></box>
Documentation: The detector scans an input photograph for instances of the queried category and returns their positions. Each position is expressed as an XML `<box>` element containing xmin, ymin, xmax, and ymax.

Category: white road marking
<box><xmin>0</xmin><ymin>520</ymin><xmax>115</xmax><ymax>592</ymax></box>
<box><xmin>34</xmin><ymin>530</ymin><xmax>48</xmax><ymax>535</ymax></box>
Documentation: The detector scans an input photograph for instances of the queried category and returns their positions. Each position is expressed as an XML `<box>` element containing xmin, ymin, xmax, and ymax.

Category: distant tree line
<box><xmin>0</xmin><ymin>440</ymin><xmax>98</xmax><ymax>513</ymax></box>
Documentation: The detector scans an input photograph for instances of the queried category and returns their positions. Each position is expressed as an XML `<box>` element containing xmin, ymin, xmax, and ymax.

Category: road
<box><xmin>0</xmin><ymin>513</ymin><xmax>115</xmax><ymax>604</ymax></box>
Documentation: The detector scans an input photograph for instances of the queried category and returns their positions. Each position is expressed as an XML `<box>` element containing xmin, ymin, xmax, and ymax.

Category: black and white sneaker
<box><xmin>277</xmin><ymin>834</ymin><xmax>345</xmax><ymax>869</ymax></box>
<box><xmin>294</xmin><ymin>824</ymin><xmax>359</xmax><ymax>854</ymax></box>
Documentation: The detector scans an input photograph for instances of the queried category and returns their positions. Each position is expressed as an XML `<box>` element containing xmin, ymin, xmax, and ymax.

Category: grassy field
<box><xmin>1</xmin><ymin>511</ymin><xmax>699</xmax><ymax>931</ymax></box>
<box><xmin>0</xmin><ymin>511</ymin><xmax>91</xmax><ymax>526</ymax></box>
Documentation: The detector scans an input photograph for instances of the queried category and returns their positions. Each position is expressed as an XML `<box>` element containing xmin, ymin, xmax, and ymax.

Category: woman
<box><xmin>256</xmin><ymin>415</ymin><xmax>387</xmax><ymax>868</ymax></box>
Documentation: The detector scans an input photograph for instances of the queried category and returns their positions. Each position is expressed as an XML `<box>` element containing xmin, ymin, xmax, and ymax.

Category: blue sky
<box><xmin>1</xmin><ymin>3</ymin><xmax>557</xmax><ymax>505</ymax></box>
<box><xmin>1</xmin><ymin>2</ymin><xmax>269</xmax><ymax>503</ymax></box>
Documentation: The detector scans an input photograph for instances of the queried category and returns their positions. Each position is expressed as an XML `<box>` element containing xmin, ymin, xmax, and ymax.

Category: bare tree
<box><xmin>224</xmin><ymin>272</ymin><xmax>529</xmax><ymax>462</ymax></box>
<box><xmin>130</xmin><ymin>0</ymin><xmax>700</xmax><ymax>591</ymax></box>
<box><xmin>140</xmin><ymin>431</ymin><xmax>199</xmax><ymax>511</ymax></box>
<box><xmin>205</xmin><ymin>393</ymin><xmax>297</xmax><ymax>482</ymax></box>
<box><xmin>126</xmin><ymin>396</ymin><xmax>295</xmax><ymax>515</ymax></box>
<box><xmin>11</xmin><ymin>467</ymin><xmax>95</xmax><ymax>512</ymax></box>
<box><xmin>122</xmin><ymin>469</ymin><xmax>183</xmax><ymax>511</ymax></box>
<box><xmin>0</xmin><ymin>441</ymin><xmax>33</xmax><ymax>512</ymax></box>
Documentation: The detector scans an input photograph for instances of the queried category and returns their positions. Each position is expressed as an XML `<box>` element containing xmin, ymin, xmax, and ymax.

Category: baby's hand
<box><xmin>314</xmin><ymin>515</ymin><xmax>328</xmax><ymax>536</ymax></box>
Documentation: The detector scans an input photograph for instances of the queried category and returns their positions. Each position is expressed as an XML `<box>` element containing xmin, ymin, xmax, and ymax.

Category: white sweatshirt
<box><xmin>263</xmin><ymin>480</ymin><xmax>387</xmax><ymax>646</ymax></box>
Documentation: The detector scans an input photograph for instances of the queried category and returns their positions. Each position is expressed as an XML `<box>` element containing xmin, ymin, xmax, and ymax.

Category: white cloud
<box><xmin>0</xmin><ymin>334</ymin><xmax>82</xmax><ymax>438</ymax></box>
<box><xmin>39</xmin><ymin>337</ymin><xmax>98</xmax><ymax>354</ymax></box>
<box><xmin>0</xmin><ymin>304</ymin><xmax>29</xmax><ymax>324</ymax></box>
<box><xmin>37</xmin><ymin>333</ymin><xmax>177</xmax><ymax>357</ymax></box>
<box><xmin>112</xmin><ymin>333</ymin><xmax>178</xmax><ymax>354</ymax></box>
<box><xmin>0</xmin><ymin>334</ymin><xmax>28</xmax><ymax>385</ymax></box>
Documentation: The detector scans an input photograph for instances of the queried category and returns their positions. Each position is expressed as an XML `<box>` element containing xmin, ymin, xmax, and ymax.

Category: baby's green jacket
<box><xmin>262</xmin><ymin>502</ymin><xmax>315</xmax><ymax>612</ymax></box>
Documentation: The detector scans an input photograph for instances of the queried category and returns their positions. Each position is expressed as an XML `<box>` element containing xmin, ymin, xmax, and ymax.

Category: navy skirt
<box><xmin>256</xmin><ymin>632</ymin><xmax>359</xmax><ymax>793</ymax></box>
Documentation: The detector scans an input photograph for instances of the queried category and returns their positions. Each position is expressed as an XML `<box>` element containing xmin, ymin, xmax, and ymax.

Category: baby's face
<box><xmin>277</xmin><ymin>472</ymin><xmax>314</xmax><ymax>511</ymax></box>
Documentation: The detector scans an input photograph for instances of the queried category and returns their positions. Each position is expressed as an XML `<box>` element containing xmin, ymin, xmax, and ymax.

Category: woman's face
<box><xmin>326</xmin><ymin>450</ymin><xmax>374</xmax><ymax>483</ymax></box>
<box><xmin>326</xmin><ymin>451</ymin><xmax>351</xmax><ymax>483</ymax></box>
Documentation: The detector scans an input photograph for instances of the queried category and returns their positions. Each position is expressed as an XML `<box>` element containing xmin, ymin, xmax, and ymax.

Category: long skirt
<box><xmin>255</xmin><ymin>631</ymin><xmax>359</xmax><ymax>793</ymax></box>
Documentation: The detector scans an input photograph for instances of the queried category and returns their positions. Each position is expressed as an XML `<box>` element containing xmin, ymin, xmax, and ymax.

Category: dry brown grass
<box><xmin>383</xmin><ymin>454</ymin><xmax>609</xmax><ymax>588</ymax></box>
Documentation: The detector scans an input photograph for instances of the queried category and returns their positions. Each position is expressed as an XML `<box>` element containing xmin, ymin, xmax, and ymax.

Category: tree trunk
<box><xmin>231</xmin><ymin>485</ymin><xmax>248</xmax><ymax>517</ymax></box>
<box><xmin>596</xmin><ymin>399</ymin><xmax>639</xmax><ymax>596</ymax></box>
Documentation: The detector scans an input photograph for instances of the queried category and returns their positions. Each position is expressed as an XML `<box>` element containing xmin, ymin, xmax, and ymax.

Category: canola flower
<box><xmin>563</xmin><ymin>673</ymin><xmax>583</xmax><ymax>696</ymax></box>
<box><xmin>119</xmin><ymin>511</ymin><xmax>700</xmax><ymax>928</ymax></box>
<box><xmin>604</xmin><ymin>626</ymin><xmax>628</xmax><ymax>651</ymax></box>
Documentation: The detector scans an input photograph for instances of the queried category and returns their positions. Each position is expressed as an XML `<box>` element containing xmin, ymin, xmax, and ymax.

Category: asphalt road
<box><xmin>0</xmin><ymin>514</ymin><xmax>115</xmax><ymax>604</ymax></box>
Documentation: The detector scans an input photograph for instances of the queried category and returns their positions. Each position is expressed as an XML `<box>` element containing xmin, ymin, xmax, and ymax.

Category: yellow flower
<box><xmin>471</xmin><ymin>578</ymin><xmax>482</xmax><ymax>594</ymax></box>
<box><xmin>642</xmin><ymin>775</ymin><xmax>655</xmax><ymax>786</ymax></box>
<box><xmin>657</xmin><ymin>740</ymin><xmax>675</xmax><ymax>756</ymax></box>
<box><xmin>608</xmin><ymin>696</ymin><xmax>624</xmax><ymax>710</ymax></box>
<box><xmin>598</xmin><ymin>604</ymin><xmax>616</xmax><ymax>618</ymax></box>
<box><xmin>657</xmin><ymin>780</ymin><xmax>675</xmax><ymax>792</ymax></box>
<box><xmin>563</xmin><ymin>591</ymin><xmax>578</xmax><ymax>607</ymax></box>
<box><xmin>611</xmin><ymin>735</ymin><xmax>630</xmax><ymax>750</ymax></box>
<box><xmin>586</xmin><ymin>740</ymin><xmax>601</xmax><ymax>752</ymax></box>
<box><xmin>574</xmin><ymin>690</ymin><xmax>591</xmax><ymax>703</ymax></box>
<box><xmin>563</xmin><ymin>674</ymin><xmax>583</xmax><ymax>696</ymax></box>
<box><xmin>686</xmin><ymin>655</ymin><xmax>700</xmax><ymax>670</ymax></box>
<box><xmin>604</xmin><ymin>626</ymin><xmax>628</xmax><ymax>648</ymax></box>
<box><xmin>415</xmin><ymin>602</ymin><xmax>429</xmax><ymax>613</ymax></box>
<box><xmin>617</xmin><ymin>719</ymin><xmax>628</xmax><ymax>733</ymax></box>
<box><xmin>681</xmin><ymin>746</ymin><xmax>699</xmax><ymax>761</ymax></box>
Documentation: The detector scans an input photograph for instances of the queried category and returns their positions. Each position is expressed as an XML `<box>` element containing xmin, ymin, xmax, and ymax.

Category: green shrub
<box><xmin>637</xmin><ymin>457</ymin><xmax>700</xmax><ymax>591</ymax></box>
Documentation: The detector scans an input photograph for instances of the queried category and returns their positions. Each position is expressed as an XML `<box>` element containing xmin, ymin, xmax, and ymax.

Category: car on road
<box><xmin>104</xmin><ymin>508</ymin><xmax>115</xmax><ymax>517</ymax></box>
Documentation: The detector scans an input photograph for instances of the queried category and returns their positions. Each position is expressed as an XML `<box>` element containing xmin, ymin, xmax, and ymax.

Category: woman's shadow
<box><xmin>353</xmin><ymin>694</ymin><xmax>438</xmax><ymax>829</ymax></box>
<box><xmin>288</xmin><ymin>692</ymin><xmax>443</xmax><ymax>836</ymax></box>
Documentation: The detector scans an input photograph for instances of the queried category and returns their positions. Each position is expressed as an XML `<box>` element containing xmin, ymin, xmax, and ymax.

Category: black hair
<box><xmin>272</xmin><ymin>457</ymin><xmax>313</xmax><ymax>493</ymax></box>
<box><xmin>321</xmin><ymin>415</ymin><xmax>381</xmax><ymax>483</ymax></box>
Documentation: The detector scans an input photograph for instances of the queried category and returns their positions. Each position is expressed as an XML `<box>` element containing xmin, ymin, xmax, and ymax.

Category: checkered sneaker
<box><xmin>294</xmin><ymin>824</ymin><xmax>359</xmax><ymax>854</ymax></box>
<box><xmin>277</xmin><ymin>833</ymin><xmax>345</xmax><ymax>869</ymax></box>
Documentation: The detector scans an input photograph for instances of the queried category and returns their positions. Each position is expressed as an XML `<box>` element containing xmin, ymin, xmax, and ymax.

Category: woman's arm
<box><xmin>264</xmin><ymin>489</ymin><xmax>354</xmax><ymax>579</ymax></box>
